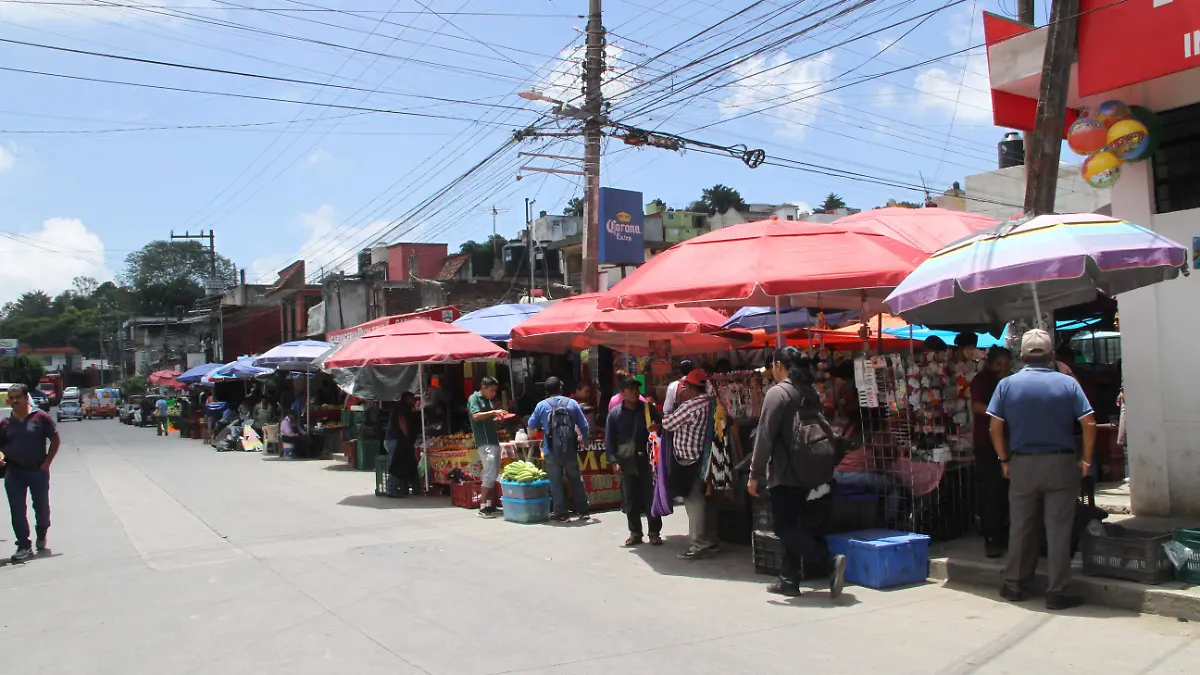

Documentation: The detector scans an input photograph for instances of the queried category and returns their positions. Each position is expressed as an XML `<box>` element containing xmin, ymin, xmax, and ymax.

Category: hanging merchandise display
<box><xmin>1106</xmin><ymin>119</ymin><xmax>1150</xmax><ymax>162</ymax></box>
<box><xmin>1082</xmin><ymin>150</ymin><xmax>1123</xmax><ymax>188</ymax></box>
<box><xmin>1094</xmin><ymin>99</ymin><xmax>1132</xmax><ymax>128</ymax></box>
<box><xmin>1068</xmin><ymin>100</ymin><xmax>1163</xmax><ymax>189</ymax></box>
<box><xmin>1067</xmin><ymin>117</ymin><xmax>1108</xmax><ymax>155</ymax></box>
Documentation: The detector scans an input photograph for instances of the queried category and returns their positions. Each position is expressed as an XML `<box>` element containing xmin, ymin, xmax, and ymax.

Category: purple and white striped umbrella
<box><xmin>885</xmin><ymin>213</ymin><xmax>1189</xmax><ymax>326</ymax></box>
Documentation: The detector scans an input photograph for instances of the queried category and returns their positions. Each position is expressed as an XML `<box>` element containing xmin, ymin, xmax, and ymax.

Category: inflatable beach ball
<box><xmin>1068</xmin><ymin>117</ymin><xmax>1107</xmax><ymax>155</ymax></box>
<box><xmin>1082</xmin><ymin>150</ymin><xmax>1122</xmax><ymax>189</ymax></box>
<box><xmin>1095</xmin><ymin>100</ymin><xmax>1132</xmax><ymax>129</ymax></box>
<box><xmin>1107</xmin><ymin>119</ymin><xmax>1150</xmax><ymax>162</ymax></box>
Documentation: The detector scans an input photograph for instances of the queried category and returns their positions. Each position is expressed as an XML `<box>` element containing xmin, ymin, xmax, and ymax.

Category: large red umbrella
<box><xmin>833</xmin><ymin>207</ymin><xmax>999</xmax><ymax>254</ymax></box>
<box><xmin>318</xmin><ymin>319</ymin><xmax>507</xmax><ymax>491</ymax></box>
<box><xmin>148</xmin><ymin>370</ymin><xmax>180</xmax><ymax>386</ymax></box>
<box><xmin>321</xmin><ymin>318</ymin><xmax>507</xmax><ymax>368</ymax></box>
<box><xmin>511</xmin><ymin>293</ymin><xmax>751</xmax><ymax>355</ymax></box>
<box><xmin>603</xmin><ymin>216</ymin><xmax>930</xmax><ymax>312</ymax></box>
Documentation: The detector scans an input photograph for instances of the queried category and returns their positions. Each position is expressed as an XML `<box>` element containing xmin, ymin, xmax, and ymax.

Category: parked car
<box><xmin>57</xmin><ymin>399</ymin><xmax>83</xmax><ymax>422</ymax></box>
<box><xmin>63</xmin><ymin>386</ymin><xmax>81</xmax><ymax>400</ymax></box>
<box><xmin>120</xmin><ymin>396</ymin><xmax>143</xmax><ymax>425</ymax></box>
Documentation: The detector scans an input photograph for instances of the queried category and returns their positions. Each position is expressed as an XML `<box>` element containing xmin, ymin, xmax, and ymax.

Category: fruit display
<box><xmin>502</xmin><ymin>460</ymin><xmax>548</xmax><ymax>483</ymax></box>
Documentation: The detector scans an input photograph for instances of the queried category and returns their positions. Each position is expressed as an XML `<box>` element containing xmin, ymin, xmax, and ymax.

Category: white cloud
<box><xmin>249</xmin><ymin>205</ymin><xmax>439</xmax><ymax>284</ymax></box>
<box><xmin>0</xmin><ymin>146</ymin><xmax>14</xmax><ymax>172</ymax></box>
<box><xmin>531</xmin><ymin>43</ymin><xmax>637</xmax><ymax>106</ymax></box>
<box><xmin>0</xmin><ymin>218</ymin><xmax>111</xmax><ymax>302</ymax></box>
<box><xmin>301</xmin><ymin>149</ymin><xmax>331</xmax><ymax>168</ymax></box>
<box><xmin>910</xmin><ymin>5</ymin><xmax>993</xmax><ymax>123</ymax></box>
<box><xmin>715</xmin><ymin>51</ymin><xmax>837</xmax><ymax>140</ymax></box>
<box><xmin>790</xmin><ymin>201</ymin><xmax>813</xmax><ymax>214</ymax></box>
<box><xmin>874</xmin><ymin>84</ymin><xmax>900</xmax><ymax>108</ymax></box>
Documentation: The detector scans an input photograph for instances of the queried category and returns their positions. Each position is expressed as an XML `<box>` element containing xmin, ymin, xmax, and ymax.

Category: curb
<box><xmin>929</xmin><ymin>555</ymin><xmax>1200</xmax><ymax>621</ymax></box>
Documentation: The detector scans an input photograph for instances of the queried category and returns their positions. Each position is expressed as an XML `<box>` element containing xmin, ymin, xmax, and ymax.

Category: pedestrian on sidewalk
<box><xmin>748</xmin><ymin>348</ymin><xmax>847</xmax><ymax>599</ymax></box>
<box><xmin>662</xmin><ymin>368</ymin><xmax>718</xmax><ymax>560</ymax></box>
<box><xmin>155</xmin><ymin>396</ymin><xmax>170</xmax><ymax>436</ymax></box>
<box><xmin>605</xmin><ymin>376</ymin><xmax>662</xmax><ymax>547</ymax></box>
<box><xmin>0</xmin><ymin>383</ymin><xmax>60</xmax><ymax>562</ymax></box>
<box><xmin>988</xmin><ymin>329</ymin><xmax>1096</xmax><ymax>611</ymax></box>
<box><xmin>468</xmin><ymin>377</ymin><xmax>505</xmax><ymax>517</ymax></box>
<box><xmin>382</xmin><ymin>393</ymin><xmax>419</xmax><ymax>498</ymax></box>
<box><xmin>527</xmin><ymin>377</ymin><xmax>590</xmax><ymax>522</ymax></box>
<box><xmin>971</xmin><ymin>346</ymin><xmax>1013</xmax><ymax>559</ymax></box>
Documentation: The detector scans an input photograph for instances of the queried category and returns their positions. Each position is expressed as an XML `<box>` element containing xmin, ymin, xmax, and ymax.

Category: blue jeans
<box><xmin>5</xmin><ymin>465</ymin><xmax>50</xmax><ymax>549</ymax></box>
<box><xmin>545</xmin><ymin>449</ymin><xmax>588</xmax><ymax>516</ymax></box>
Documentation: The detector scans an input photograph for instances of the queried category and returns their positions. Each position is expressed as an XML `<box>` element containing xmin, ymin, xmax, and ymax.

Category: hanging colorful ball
<box><xmin>1107</xmin><ymin>119</ymin><xmax>1150</xmax><ymax>161</ymax></box>
<box><xmin>1129</xmin><ymin>105</ymin><xmax>1162</xmax><ymax>161</ymax></box>
<box><xmin>1067</xmin><ymin>117</ymin><xmax>1107</xmax><ymax>155</ymax></box>
<box><xmin>1095</xmin><ymin>100</ymin><xmax>1132</xmax><ymax>129</ymax></box>
<box><xmin>1082</xmin><ymin>150</ymin><xmax>1122</xmax><ymax>189</ymax></box>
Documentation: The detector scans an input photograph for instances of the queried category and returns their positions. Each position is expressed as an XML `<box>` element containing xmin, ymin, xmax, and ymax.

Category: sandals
<box><xmin>648</xmin><ymin>534</ymin><xmax>663</xmax><ymax>546</ymax></box>
<box><xmin>623</xmin><ymin>536</ymin><xmax>644</xmax><ymax>547</ymax></box>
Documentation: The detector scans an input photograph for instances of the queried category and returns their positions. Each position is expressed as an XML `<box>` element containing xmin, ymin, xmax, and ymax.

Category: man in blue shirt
<box><xmin>527</xmin><ymin>377</ymin><xmax>590</xmax><ymax>522</ymax></box>
<box><xmin>988</xmin><ymin>329</ymin><xmax>1095</xmax><ymax>611</ymax></box>
<box><xmin>155</xmin><ymin>396</ymin><xmax>170</xmax><ymax>436</ymax></box>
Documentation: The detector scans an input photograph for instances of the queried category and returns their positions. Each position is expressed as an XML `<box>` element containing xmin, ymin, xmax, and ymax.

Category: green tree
<box><xmin>695</xmin><ymin>184</ymin><xmax>749</xmax><ymax>215</ymax></box>
<box><xmin>563</xmin><ymin>197</ymin><xmax>584</xmax><ymax>217</ymax></box>
<box><xmin>819</xmin><ymin>193</ymin><xmax>848</xmax><ymax>212</ymax></box>
<box><xmin>0</xmin><ymin>354</ymin><xmax>46</xmax><ymax>390</ymax></box>
<box><xmin>458</xmin><ymin>235</ymin><xmax>507</xmax><ymax>277</ymax></box>
<box><xmin>121</xmin><ymin>240</ymin><xmax>235</xmax><ymax>289</ymax></box>
<box><xmin>118</xmin><ymin>374</ymin><xmax>146</xmax><ymax>396</ymax></box>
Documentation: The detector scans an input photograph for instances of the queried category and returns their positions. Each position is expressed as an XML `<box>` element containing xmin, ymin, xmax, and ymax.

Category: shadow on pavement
<box><xmin>942</xmin><ymin>580</ymin><xmax>1139</xmax><ymax>619</ymax></box>
<box><xmin>628</xmin><ymin>534</ymin><xmax>764</xmax><ymax>583</ymax></box>
<box><xmin>337</xmin><ymin>494</ymin><xmax>456</xmax><ymax>510</ymax></box>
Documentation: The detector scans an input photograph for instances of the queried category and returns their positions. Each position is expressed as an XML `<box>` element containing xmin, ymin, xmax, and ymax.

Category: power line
<box><xmin>0</xmin><ymin>1</ymin><xmax>573</xmax><ymax>16</ymax></box>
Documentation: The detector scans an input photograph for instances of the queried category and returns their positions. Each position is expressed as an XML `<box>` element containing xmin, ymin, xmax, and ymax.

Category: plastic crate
<box><xmin>356</xmin><ymin>440</ymin><xmax>382</xmax><ymax>472</ymax></box>
<box><xmin>501</xmin><ymin>496</ymin><xmax>551</xmax><ymax>524</ymax></box>
<box><xmin>1171</xmin><ymin>527</ymin><xmax>1200</xmax><ymax>585</ymax></box>
<box><xmin>498</xmin><ymin>479</ymin><xmax>550</xmax><ymax>501</ymax></box>
<box><xmin>827</xmin><ymin>529</ymin><xmax>931</xmax><ymax>590</ymax></box>
<box><xmin>1081</xmin><ymin>524</ymin><xmax>1174</xmax><ymax>585</ymax></box>
<box><xmin>751</xmin><ymin>530</ymin><xmax>819</xmax><ymax>579</ymax></box>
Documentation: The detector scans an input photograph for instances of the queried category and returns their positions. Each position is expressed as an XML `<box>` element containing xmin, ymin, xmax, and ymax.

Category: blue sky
<box><xmin>0</xmin><ymin>0</ymin><xmax>1034</xmax><ymax>302</ymax></box>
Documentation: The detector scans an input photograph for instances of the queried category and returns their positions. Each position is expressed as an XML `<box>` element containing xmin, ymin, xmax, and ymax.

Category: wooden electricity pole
<box><xmin>581</xmin><ymin>0</ymin><xmax>604</xmax><ymax>294</ymax></box>
<box><xmin>1018</xmin><ymin>0</ymin><xmax>1035</xmax><ymax>25</ymax></box>
<box><xmin>1023</xmin><ymin>0</ymin><xmax>1079</xmax><ymax>216</ymax></box>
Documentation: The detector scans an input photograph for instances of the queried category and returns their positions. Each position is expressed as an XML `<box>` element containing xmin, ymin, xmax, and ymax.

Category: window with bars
<box><xmin>1152</xmin><ymin>102</ymin><xmax>1200</xmax><ymax>214</ymax></box>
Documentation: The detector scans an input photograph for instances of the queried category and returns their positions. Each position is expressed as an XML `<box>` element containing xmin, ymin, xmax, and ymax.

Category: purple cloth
<box><xmin>651</xmin><ymin>429</ymin><xmax>674</xmax><ymax>518</ymax></box>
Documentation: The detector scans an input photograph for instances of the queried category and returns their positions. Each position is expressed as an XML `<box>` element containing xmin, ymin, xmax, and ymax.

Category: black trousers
<box><xmin>770</xmin><ymin>485</ymin><xmax>833</xmax><ymax>584</ymax></box>
<box><xmin>975</xmin><ymin>446</ymin><xmax>1010</xmax><ymax>545</ymax></box>
<box><xmin>619</xmin><ymin>459</ymin><xmax>661</xmax><ymax>536</ymax></box>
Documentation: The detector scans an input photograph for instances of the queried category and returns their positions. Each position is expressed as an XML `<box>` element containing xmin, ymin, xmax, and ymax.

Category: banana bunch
<box><xmin>502</xmin><ymin>460</ymin><xmax>547</xmax><ymax>483</ymax></box>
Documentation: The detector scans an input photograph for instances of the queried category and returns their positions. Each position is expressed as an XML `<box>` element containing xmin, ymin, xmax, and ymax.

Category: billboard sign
<box><xmin>0</xmin><ymin>339</ymin><xmax>17</xmax><ymax>356</ymax></box>
<box><xmin>597</xmin><ymin>187</ymin><xmax>645</xmax><ymax>265</ymax></box>
<box><xmin>1078</xmin><ymin>0</ymin><xmax>1200</xmax><ymax>97</ymax></box>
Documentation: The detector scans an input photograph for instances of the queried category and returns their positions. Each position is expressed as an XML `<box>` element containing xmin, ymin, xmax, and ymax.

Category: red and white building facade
<box><xmin>985</xmin><ymin>1</ymin><xmax>1200</xmax><ymax>515</ymax></box>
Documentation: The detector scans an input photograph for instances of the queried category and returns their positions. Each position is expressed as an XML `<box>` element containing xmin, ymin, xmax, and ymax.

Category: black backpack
<box><xmin>780</xmin><ymin>382</ymin><xmax>853</xmax><ymax>489</ymax></box>
<box><xmin>547</xmin><ymin>398</ymin><xmax>578</xmax><ymax>456</ymax></box>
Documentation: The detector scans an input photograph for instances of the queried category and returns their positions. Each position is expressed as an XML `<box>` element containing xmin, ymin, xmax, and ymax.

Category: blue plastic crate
<box><xmin>500</xmin><ymin>496</ymin><xmax>552</xmax><ymax>524</ymax></box>
<box><xmin>826</xmin><ymin>529</ymin><xmax>931</xmax><ymax>589</ymax></box>
<box><xmin>499</xmin><ymin>479</ymin><xmax>551</xmax><ymax>501</ymax></box>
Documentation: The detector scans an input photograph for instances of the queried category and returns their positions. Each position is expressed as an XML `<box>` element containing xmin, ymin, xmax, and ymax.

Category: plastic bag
<box><xmin>1162</xmin><ymin>540</ymin><xmax>1194</xmax><ymax>570</ymax></box>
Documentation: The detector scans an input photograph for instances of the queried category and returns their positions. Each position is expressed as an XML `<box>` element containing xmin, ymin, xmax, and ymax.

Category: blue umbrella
<box><xmin>722</xmin><ymin>306</ymin><xmax>858</xmax><ymax>333</ymax></box>
<box><xmin>454</xmin><ymin>303</ymin><xmax>543</xmax><ymax>342</ymax></box>
<box><xmin>206</xmin><ymin>357</ymin><xmax>273</xmax><ymax>382</ymax></box>
<box><xmin>251</xmin><ymin>340</ymin><xmax>333</xmax><ymax>371</ymax></box>
<box><xmin>177</xmin><ymin>363</ymin><xmax>223</xmax><ymax>385</ymax></box>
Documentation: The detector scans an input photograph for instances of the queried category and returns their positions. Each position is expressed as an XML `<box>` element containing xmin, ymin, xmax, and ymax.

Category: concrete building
<box><xmin>708</xmin><ymin>203</ymin><xmax>807</xmax><ymax>229</ymax></box>
<box><xmin>963</xmin><ymin>163</ymin><xmax>1111</xmax><ymax>221</ymax></box>
<box><xmin>983</xmin><ymin>6</ymin><xmax>1200</xmax><ymax>515</ymax></box>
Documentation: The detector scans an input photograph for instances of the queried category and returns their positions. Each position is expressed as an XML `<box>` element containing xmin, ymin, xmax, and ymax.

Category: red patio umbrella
<box><xmin>148</xmin><ymin>370</ymin><xmax>180</xmax><ymax>386</ymax></box>
<box><xmin>603</xmin><ymin>216</ymin><xmax>930</xmax><ymax>313</ymax></box>
<box><xmin>318</xmin><ymin>319</ymin><xmax>508</xmax><ymax>491</ymax></box>
<box><xmin>510</xmin><ymin>293</ymin><xmax>751</xmax><ymax>355</ymax></box>
<box><xmin>833</xmin><ymin>207</ymin><xmax>999</xmax><ymax>254</ymax></box>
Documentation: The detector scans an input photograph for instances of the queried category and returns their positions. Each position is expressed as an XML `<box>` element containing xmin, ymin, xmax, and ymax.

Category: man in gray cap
<box><xmin>987</xmin><ymin>328</ymin><xmax>1095</xmax><ymax>610</ymax></box>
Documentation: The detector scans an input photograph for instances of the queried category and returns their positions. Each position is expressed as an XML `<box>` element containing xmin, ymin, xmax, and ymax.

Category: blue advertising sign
<box><xmin>597</xmin><ymin>187</ymin><xmax>645</xmax><ymax>264</ymax></box>
<box><xmin>0</xmin><ymin>339</ymin><xmax>17</xmax><ymax>356</ymax></box>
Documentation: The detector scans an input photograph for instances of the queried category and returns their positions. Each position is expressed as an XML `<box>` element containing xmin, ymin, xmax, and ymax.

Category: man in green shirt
<box><xmin>468</xmin><ymin>377</ymin><xmax>505</xmax><ymax>517</ymax></box>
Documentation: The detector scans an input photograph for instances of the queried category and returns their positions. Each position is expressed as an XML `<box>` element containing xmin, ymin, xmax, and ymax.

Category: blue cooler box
<box><xmin>499</xmin><ymin>479</ymin><xmax>551</xmax><ymax>501</ymax></box>
<box><xmin>500</xmin><ymin>496</ymin><xmax>552</xmax><ymax>524</ymax></box>
<box><xmin>826</xmin><ymin>529</ymin><xmax>931</xmax><ymax>589</ymax></box>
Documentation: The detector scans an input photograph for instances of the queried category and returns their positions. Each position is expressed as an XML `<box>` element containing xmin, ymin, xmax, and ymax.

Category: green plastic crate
<box><xmin>1171</xmin><ymin>527</ymin><xmax>1200</xmax><ymax>584</ymax></box>
<box><xmin>356</xmin><ymin>439</ymin><xmax>382</xmax><ymax>472</ymax></box>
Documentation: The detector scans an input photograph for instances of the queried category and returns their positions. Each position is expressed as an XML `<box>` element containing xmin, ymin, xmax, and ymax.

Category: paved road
<box><xmin>1</xmin><ymin>421</ymin><xmax>1196</xmax><ymax>674</ymax></box>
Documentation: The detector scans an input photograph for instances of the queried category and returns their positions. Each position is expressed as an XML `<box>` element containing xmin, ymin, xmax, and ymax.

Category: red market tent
<box><xmin>602</xmin><ymin>216</ymin><xmax>930</xmax><ymax>314</ymax></box>
<box><xmin>834</xmin><ymin>208</ymin><xmax>999</xmax><ymax>254</ymax></box>
<box><xmin>510</xmin><ymin>293</ymin><xmax>751</xmax><ymax>356</ymax></box>
<box><xmin>148</xmin><ymin>370</ymin><xmax>180</xmax><ymax>386</ymax></box>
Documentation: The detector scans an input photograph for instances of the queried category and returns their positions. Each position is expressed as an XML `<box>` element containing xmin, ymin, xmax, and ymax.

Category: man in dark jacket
<box><xmin>748</xmin><ymin>347</ymin><xmax>847</xmax><ymax>599</ymax></box>
<box><xmin>605</xmin><ymin>377</ymin><xmax>662</xmax><ymax>547</ymax></box>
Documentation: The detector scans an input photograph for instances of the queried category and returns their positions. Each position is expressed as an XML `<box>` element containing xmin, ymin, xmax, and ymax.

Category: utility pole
<box><xmin>1018</xmin><ymin>0</ymin><xmax>1035</xmax><ymax>25</ymax></box>
<box><xmin>525</xmin><ymin>198</ymin><xmax>536</xmax><ymax>300</ymax></box>
<box><xmin>170</xmin><ymin>229</ymin><xmax>219</xmax><ymax>294</ymax></box>
<box><xmin>1023</xmin><ymin>0</ymin><xmax>1079</xmax><ymax>215</ymax></box>
<box><xmin>581</xmin><ymin>0</ymin><xmax>604</xmax><ymax>294</ymax></box>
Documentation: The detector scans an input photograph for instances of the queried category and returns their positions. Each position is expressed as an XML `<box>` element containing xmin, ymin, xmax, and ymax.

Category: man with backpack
<box><xmin>528</xmin><ymin>377</ymin><xmax>591</xmax><ymax>522</ymax></box>
<box><xmin>748</xmin><ymin>347</ymin><xmax>848</xmax><ymax>599</ymax></box>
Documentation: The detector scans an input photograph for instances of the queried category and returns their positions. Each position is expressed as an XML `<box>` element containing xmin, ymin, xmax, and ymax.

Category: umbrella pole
<box><xmin>805</xmin><ymin>308</ymin><xmax>813</xmax><ymax>357</ymax></box>
<box><xmin>419</xmin><ymin>363</ymin><xmax>429</xmax><ymax>493</ymax></box>
<box><xmin>774</xmin><ymin>296</ymin><xmax>784</xmax><ymax>349</ymax></box>
<box><xmin>877</xmin><ymin>312</ymin><xmax>883</xmax><ymax>353</ymax></box>
<box><xmin>507</xmin><ymin>353</ymin><xmax>517</xmax><ymax>411</ymax></box>
<box><xmin>1031</xmin><ymin>283</ymin><xmax>1045</xmax><ymax>330</ymax></box>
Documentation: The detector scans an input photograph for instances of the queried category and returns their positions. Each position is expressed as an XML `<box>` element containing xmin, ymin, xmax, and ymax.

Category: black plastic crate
<box><xmin>1081</xmin><ymin>524</ymin><xmax>1174</xmax><ymax>585</ymax></box>
<box><xmin>752</xmin><ymin>530</ymin><xmax>820</xmax><ymax>579</ymax></box>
